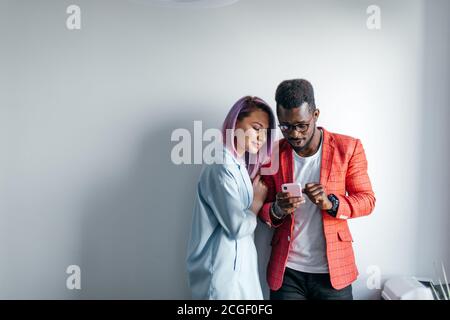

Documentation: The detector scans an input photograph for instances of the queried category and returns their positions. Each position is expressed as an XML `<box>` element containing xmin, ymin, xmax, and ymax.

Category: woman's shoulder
<box><xmin>200</xmin><ymin>161</ymin><xmax>238</xmax><ymax>182</ymax></box>
<box><xmin>199</xmin><ymin>150</ymin><xmax>241</xmax><ymax>185</ymax></box>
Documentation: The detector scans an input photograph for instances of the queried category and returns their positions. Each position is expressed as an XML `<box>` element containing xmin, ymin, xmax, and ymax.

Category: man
<box><xmin>259</xmin><ymin>79</ymin><xmax>376</xmax><ymax>300</ymax></box>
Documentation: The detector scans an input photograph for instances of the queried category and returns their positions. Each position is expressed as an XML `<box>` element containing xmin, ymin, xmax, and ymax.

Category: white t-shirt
<box><xmin>286</xmin><ymin>133</ymin><xmax>329</xmax><ymax>274</ymax></box>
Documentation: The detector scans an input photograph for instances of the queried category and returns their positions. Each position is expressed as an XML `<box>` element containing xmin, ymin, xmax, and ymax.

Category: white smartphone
<box><xmin>281</xmin><ymin>183</ymin><xmax>302</xmax><ymax>197</ymax></box>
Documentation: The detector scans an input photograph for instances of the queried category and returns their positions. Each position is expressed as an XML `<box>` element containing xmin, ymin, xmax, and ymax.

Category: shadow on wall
<box><xmin>77</xmin><ymin>103</ymin><xmax>276</xmax><ymax>299</ymax></box>
<box><xmin>416</xmin><ymin>0</ymin><xmax>450</xmax><ymax>278</ymax></box>
<box><xmin>79</xmin><ymin>108</ymin><xmax>212</xmax><ymax>299</ymax></box>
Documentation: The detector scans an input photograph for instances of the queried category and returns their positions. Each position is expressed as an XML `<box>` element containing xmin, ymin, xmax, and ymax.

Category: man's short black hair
<box><xmin>275</xmin><ymin>79</ymin><xmax>316</xmax><ymax>113</ymax></box>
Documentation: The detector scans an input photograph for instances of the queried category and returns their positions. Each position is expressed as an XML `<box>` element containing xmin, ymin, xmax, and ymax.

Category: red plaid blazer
<box><xmin>259</xmin><ymin>127</ymin><xmax>376</xmax><ymax>290</ymax></box>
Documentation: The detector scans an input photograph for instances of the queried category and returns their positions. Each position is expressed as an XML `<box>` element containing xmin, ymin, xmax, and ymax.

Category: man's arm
<box><xmin>258</xmin><ymin>164</ymin><xmax>285</xmax><ymax>228</ymax></box>
<box><xmin>333</xmin><ymin>139</ymin><xmax>376</xmax><ymax>220</ymax></box>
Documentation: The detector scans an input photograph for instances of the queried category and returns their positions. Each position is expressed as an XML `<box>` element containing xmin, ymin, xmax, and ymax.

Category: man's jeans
<box><xmin>270</xmin><ymin>267</ymin><xmax>353</xmax><ymax>300</ymax></box>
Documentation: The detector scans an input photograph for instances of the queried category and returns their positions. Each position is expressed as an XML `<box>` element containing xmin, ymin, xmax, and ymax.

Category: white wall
<box><xmin>0</xmin><ymin>0</ymin><xmax>448</xmax><ymax>299</ymax></box>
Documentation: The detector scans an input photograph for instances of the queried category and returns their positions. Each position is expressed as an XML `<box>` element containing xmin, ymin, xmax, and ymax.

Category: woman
<box><xmin>186</xmin><ymin>96</ymin><xmax>276</xmax><ymax>299</ymax></box>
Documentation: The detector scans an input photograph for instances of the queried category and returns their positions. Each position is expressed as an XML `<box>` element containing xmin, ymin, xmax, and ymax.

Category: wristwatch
<box><xmin>327</xmin><ymin>194</ymin><xmax>339</xmax><ymax>217</ymax></box>
<box><xmin>270</xmin><ymin>202</ymin><xmax>285</xmax><ymax>220</ymax></box>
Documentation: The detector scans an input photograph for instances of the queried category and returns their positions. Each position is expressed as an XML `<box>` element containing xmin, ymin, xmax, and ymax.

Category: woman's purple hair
<box><xmin>222</xmin><ymin>96</ymin><xmax>276</xmax><ymax>178</ymax></box>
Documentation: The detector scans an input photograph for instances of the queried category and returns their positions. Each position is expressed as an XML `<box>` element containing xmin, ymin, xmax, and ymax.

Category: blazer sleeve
<box><xmin>334</xmin><ymin>139</ymin><xmax>376</xmax><ymax>220</ymax></box>
<box><xmin>200</xmin><ymin>164</ymin><xmax>257</xmax><ymax>239</ymax></box>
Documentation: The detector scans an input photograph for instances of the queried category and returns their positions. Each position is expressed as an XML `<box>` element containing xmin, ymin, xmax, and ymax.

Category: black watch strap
<box><xmin>327</xmin><ymin>194</ymin><xmax>339</xmax><ymax>217</ymax></box>
<box><xmin>271</xmin><ymin>202</ymin><xmax>285</xmax><ymax>220</ymax></box>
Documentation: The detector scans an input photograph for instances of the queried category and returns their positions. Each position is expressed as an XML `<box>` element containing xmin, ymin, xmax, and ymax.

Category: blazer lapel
<box><xmin>280</xmin><ymin>140</ymin><xmax>294</xmax><ymax>184</ymax></box>
<box><xmin>320</xmin><ymin>127</ymin><xmax>335</xmax><ymax>187</ymax></box>
<box><xmin>279</xmin><ymin>130</ymin><xmax>334</xmax><ymax>187</ymax></box>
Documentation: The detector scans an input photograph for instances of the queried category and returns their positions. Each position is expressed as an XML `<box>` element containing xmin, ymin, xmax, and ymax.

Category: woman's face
<box><xmin>235</xmin><ymin>109</ymin><xmax>270</xmax><ymax>155</ymax></box>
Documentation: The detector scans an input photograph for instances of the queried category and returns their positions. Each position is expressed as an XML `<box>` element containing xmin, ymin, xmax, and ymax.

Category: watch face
<box><xmin>333</xmin><ymin>201</ymin><xmax>338</xmax><ymax>210</ymax></box>
<box><xmin>334</xmin><ymin>198</ymin><xmax>339</xmax><ymax>208</ymax></box>
<box><xmin>327</xmin><ymin>195</ymin><xmax>338</xmax><ymax>216</ymax></box>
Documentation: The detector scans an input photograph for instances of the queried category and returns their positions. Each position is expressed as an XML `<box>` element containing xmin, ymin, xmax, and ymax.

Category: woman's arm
<box><xmin>200</xmin><ymin>165</ymin><xmax>257</xmax><ymax>240</ymax></box>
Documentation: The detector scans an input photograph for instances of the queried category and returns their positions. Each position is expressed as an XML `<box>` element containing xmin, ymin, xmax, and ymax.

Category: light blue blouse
<box><xmin>186</xmin><ymin>147</ymin><xmax>263</xmax><ymax>300</ymax></box>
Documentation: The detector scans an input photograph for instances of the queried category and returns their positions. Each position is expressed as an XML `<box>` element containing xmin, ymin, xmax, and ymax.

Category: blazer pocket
<box><xmin>337</xmin><ymin>230</ymin><xmax>353</xmax><ymax>242</ymax></box>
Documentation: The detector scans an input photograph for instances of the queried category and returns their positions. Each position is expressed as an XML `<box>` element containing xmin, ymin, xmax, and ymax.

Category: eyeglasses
<box><xmin>278</xmin><ymin>117</ymin><xmax>314</xmax><ymax>133</ymax></box>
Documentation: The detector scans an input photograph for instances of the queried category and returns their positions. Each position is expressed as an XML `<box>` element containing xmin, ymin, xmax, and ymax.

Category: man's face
<box><xmin>277</xmin><ymin>102</ymin><xmax>319</xmax><ymax>152</ymax></box>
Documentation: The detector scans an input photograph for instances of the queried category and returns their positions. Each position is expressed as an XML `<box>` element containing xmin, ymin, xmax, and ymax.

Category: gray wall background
<box><xmin>1</xmin><ymin>0</ymin><xmax>449</xmax><ymax>299</ymax></box>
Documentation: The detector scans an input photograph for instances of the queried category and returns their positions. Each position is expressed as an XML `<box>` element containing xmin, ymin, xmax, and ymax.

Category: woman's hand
<box><xmin>250</xmin><ymin>175</ymin><xmax>268</xmax><ymax>215</ymax></box>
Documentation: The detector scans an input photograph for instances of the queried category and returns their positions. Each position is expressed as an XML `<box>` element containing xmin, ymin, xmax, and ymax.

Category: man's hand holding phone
<box><xmin>271</xmin><ymin>183</ymin><xmax>306</xmax><ymax>220</ymax></box>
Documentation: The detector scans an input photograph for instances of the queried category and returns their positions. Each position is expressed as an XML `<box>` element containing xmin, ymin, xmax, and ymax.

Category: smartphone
<box><xmin>281</xmin><ymin>183</ymin><xmax>302</xmax><ymax>197</ymax></box>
